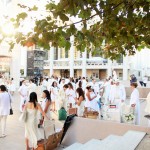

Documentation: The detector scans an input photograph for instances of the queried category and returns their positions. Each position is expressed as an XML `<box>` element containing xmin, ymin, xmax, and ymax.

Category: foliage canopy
<box><xmin>1</xmin><ymin>0</ymin><xmax>150</xmax><ymax>59</ymax></box>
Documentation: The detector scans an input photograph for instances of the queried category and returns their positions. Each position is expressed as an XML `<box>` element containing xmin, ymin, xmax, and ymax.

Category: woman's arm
<box><xmin>44</xmin><ymin>100</ymin><xmax>51</xmax><ymax>113</ymax></box>
<box><xmin>76</xmin><ymin>96</ymin><xmax>83</xmax><ymax>106</ymax></box>
<box><xmin>37</xmin><ymin>103</ymin><xmax>50</xmax><ymax>120</ymax></box>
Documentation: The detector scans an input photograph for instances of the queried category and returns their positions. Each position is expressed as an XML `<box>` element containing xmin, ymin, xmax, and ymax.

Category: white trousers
<box><xmin>20</xmin><ymin>98</ymin><xmax>25</xmax><ymax>112</ymax></box>
<box><xmin>0</xmin><ymin>116</ymin><xmax>7</xmax><ymax>135</ymax></box>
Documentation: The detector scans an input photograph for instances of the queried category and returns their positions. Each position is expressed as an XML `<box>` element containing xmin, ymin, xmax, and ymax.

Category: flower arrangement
<box><xmin>122</xmin><ymin>113</ymin><xmax>135</xmax><ymax>124</ymax></box>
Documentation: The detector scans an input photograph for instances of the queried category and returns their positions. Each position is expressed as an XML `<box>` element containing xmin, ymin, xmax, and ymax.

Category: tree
<box><xmin>1</xmin><ymin>0</ymin><xmax>150</xmax><ymax>59</ymax></box>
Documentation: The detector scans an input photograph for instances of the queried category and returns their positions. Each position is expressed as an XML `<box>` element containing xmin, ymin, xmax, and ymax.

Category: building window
<box><xmin>87</xmin><ymin>52</ymin><xmax>89</xmax><ymax>58</ymax></box>
<box><xmin>65</xmin><ymin>50</ymin><xmax>69</xmax><ymax>58</ymax></box>
<box><xmin>54</xmin><ymin>47</ymin><xmax>58</xmax><ymax>60</ymax></box>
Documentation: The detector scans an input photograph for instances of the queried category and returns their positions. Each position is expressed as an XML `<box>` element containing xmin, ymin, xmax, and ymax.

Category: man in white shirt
<box><xmin>91</xmin><ymin>79</ymin><xmax>99</xmax><ymax>95</ymax></box>
<box><xmin>28</xmin><ymin>79</ymin><xmax>36</xmax><ymax>95</ymax></box>
<box><xmin>109</xmin><ymin>80</ymin><xmax>126</xmax><ymax>107</ymax></box>
<box><xmin>143</xmin><ymin>76</ymin><xmax>148</xmax><ymax>87</ymax></box>
<box><xmin>18</xmin><ymin>80</ymin><xmax>28</xmax><ymax>112</ymax></box>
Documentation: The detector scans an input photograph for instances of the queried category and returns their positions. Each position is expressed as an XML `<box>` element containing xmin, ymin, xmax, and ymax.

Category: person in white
<box><xmin>58</xmin><ymin>84</ymin><xmax>68</xmax><ymax>110</ymax></box>
<box><xmin>85</xmin><ymin>86</ymin><xmax>99</xmax><ymax>112</ymax></box>
<box><xmin>145</xmin><ymin>92</ymin><xmax>150</xmax><ymax>127</ymax></box>
<box><xmin>40</xmin><ymin>78</ymin><xmax>48</xmax><ymax>91</ymax></box>
<box><xmin>50</xmin><ymin>81</ymin><xmax>59</xmax><ymax>111</ymax></box>
<box><xmin>41</xmin><ymin>90</ymin><xmax>51</xmax><ymax>121</ymax></box>
<box><xmin>18</xmin><ymin>80</ymin><xmax>29</xmax><ymax>112</ymax></box>
<box><xmin>109</xmin><ymin>80</ymin><xmax>126</xmax><ymax>107</ymax></box>
<box><xmin>75</xmin><ymin>88</ymin><xmax>85</xmax><ymax>117</ymax></box>
<box><xmin>0</xmin><ymin>85</ymin><xmax>11</xmax><ymax>138</ymax></box>
<box><xmin>59</xmin><ymin>78</ymin><xmax>66</xmax><ymax>90</ymax></box>
<box><xmin>66</xmin><ymin>83</ymin><xmax>76</xmax><ymax>106</ymax></box>
<box><xmin>9</xmin><ymin>78</ymin><xmax>16</xmax><ymax>96</ymax></box>
<box><xmin>130</xmin><ymin>82</ymin><xmax>140</xmax><ymax>125</ymax></box>
<box><xmin>82</xmin><ymin>77</ymin><xmax>87</xmax><ymax>91</ymax></box>
<box><xmin>28</xmin><ymin>79</ymin><xmax>37</xmax><ymax>95</ymax></box>
<box><xmin>103</xmin><ymin>79</ymin><xmax>111</xmax><ymax>104</ymax></box>
<box><xmin>143</xmin><ymin>76</ymin><xmax>148</xmax><ymax>87</ymax></box>
<box><xmin>90</xmin><ymin>79</ymin><xmax>100</xmax><ymax>95</ymax></box>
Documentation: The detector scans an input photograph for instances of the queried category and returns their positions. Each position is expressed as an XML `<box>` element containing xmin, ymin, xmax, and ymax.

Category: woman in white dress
<box><xmin>75</xmin><ymin>88</ymin><xmax>85</xmax><ymax>117</ymax></box>
<box><xmin>50</xmin><ymin>81</ymin><xmax>59</xmax><ymax>111</ymax></box>
<box><xmin>130</xmin><ymin>82</ymin><xmax>140</xmax><ymax>125</ymax></box>
<box><xmin>66</xmin><ymin>83</ymin><xmax>76</xmax><ymax>107</ymax></box>
<box><xmin>85</xmin><ymin>86</ymin><xmax>99</xmax><ymax>111</ymax></box>
<box><xmin>9</xmin><ymin>78</ymin><xmax>16</xmax><ymax>96</ymax></box>
<box><xmin>24</xmin><ymin>92</ymin><xmax>49</xmax><ymax>150</ymax></box>
<box><xmin>0</xmin><ymin>85</ymin><xmax>11</xmax><ymax>138</ymax></box>
<box><xmin>41</xmin><ymin>90</ymin><xmax>51</xmax><ymax>121</ymax></box>
<box><xmin>58</xmin><ymin>84</ymin><xmax>68</xmax><ymax>110</ymax></box>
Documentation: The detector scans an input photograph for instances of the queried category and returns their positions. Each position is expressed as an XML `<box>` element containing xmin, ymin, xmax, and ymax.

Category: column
<box><xmin>10</xmin><ymin>44</ymin><xmax>21</xmax><ymax>88</ymax></box>
<box><xmin>107</xmin><ymin>59</ymin><xmax>112</xmax><ymax>78</ymax></box>
<box><xmin>49</xmin><ymin>46</ymin><xmax>54</xmax><ymax>77</ymax></box>
<box><xmin>82</xmin><ymin>49</ymin><xmax>87</xmax><ymax>77</ymax></box>
<box><xmin>123</xmin><ymin>56</ymin><xmax>128</xmax><ymax>80</ymax></box>
<box><xmin>69</xmin><ymin>36</ymin><xmax>74</xmax><ymax>77</ymax></box>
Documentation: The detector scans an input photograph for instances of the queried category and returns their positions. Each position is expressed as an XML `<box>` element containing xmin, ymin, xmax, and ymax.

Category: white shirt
<box><xmin>130</xmin><ymin>88</ymin><xmax>139</xmax><ymax>106</ymax></box>
<box><xmin>109</xmin><ymin>84</ymin><xmax>126</xmax><ymax>101</ymax></box>
<box><xmin>0</xmin><ymin>92</ymin><xmax>10</xmax><ymax>115</ymax></box>
<box><xmin>28</xmin><ymin>83</ymin><xmax>36</xmax><ymax>94</ymax></box>
<box><xmin>143</xmin><ymin>77</ymin><xmax>148</xmax><ymax>84</ymax></box>
<box><xmin>18</xmin><ymin>84</ymin><xmax>28</xmax><ymax>98</ymax></box>
<box><xmin>82</xmin><ymin>79</ymin><xmax>87</xmax><ymax>91</ymax></box>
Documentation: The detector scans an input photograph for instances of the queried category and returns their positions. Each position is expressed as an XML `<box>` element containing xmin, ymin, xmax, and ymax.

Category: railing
<box><xmin>53</xmin><ymin>60</ymin><xmax>69</xmax><ymax>66</ymax></box>
<box><xmin>74</xmin><ymin>60</ymin><xmax>82</xmax><ymax>66</ymax></box>
<box><xmin>86</xmin><ymin>60</ymin><xmax>108</xmax><ymax>66</ymax></box>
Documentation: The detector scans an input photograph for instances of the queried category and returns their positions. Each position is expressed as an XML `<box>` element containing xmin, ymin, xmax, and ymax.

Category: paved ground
<box><xmin>0</xmin><ymin>87</ymin><xmax>149</xmax><ymax>150</ymax></box>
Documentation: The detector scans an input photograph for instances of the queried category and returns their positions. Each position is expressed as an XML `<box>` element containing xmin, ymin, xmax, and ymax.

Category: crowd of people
<box><xmin>0</xmin><ymin>74</ymin><xmax>150</xmax><ymax>149</ymax></box>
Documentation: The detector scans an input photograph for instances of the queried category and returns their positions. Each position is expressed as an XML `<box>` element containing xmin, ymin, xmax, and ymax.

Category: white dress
<box><xmin>50</xmin><ymin>87</ymin><xmax>59</xmax><ymax>102</ymax></box>
<box><xmin>41</xmin><ymin>98</ymin><xmax>51</xmax><ymax>120</ymax></box>
<box><xmin>25</xmin><ymin>108</ymin><xmax>42</xmax><ymax>149</ymax></box>
<box><xmin>85</xmin><ymin>92</ymin><xmax>99</xmax><ymax>111</ymax></box>
<box><xmin>130</xmin><ymin>88</ymin><xmax>140</xmax><ymax>125</ymax></box>
<box><xmin>10</xmin><ymin>81</ymin><xmax>16</xmax><ymax>92</ymax></box>
<box><xmin>66</xmin><ymin>89</ymin><xmax>76</xmax><ymax>104</ymax></box>
<box><xmin>76</xmin><ymin>100</ymin><xmax>85</xmax><ymax>117</ymax></box>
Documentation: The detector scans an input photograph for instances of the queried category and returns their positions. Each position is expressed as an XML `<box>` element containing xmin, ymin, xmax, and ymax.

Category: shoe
<box><xmin>0</xmin><ymin>134</ymin><xmax>7</xmax><ymax>138</ymax></box>
<box><xmin>144</xmin><ymin>114</ymin><xmax>150</xmax><ymax>119</ymax></box>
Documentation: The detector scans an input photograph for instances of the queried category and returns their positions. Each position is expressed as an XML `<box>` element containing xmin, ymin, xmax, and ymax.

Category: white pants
<box><xmin>0</xmin><ymin>116</ymin><xmax>7</xmax><ymax>135</ymax></box>
<box><xmin>20</xmin><ymin>98</ymin><xmax>25</xmax><ymax>112</ymax></box>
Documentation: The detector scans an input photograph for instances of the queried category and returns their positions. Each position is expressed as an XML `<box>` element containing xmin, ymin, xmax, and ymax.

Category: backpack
<box><xmin>58</xmin><ymin>107</ymin><xmax>67</xmax><ymax>120</ymax></box>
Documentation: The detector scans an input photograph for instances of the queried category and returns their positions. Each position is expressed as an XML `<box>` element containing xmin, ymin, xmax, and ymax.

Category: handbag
<box><xmin>83</xmin><ymin>107</ymin><xmax>99</xmax><ymax>119</ymax></box>
<box><xmin>19</xmin><ymin>109</ymin><xmax>27</xmax><ymax>122</ymax></box>
<box><xmin>8</xmin><ymin>93</ymin><xmax>13</xmax><ymax>115</ymax></box>
<box><xmin>58</xmin><ymin>107</ymin><xmax>67</xmax><ymax>120</ymax></box>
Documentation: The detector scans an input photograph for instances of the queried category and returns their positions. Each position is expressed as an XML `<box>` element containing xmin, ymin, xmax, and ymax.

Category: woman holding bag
<box><xmin>24</xmin><ymin>92</ymin><xmax>49</xmax><ymax>150</ymax></box>
<box><xmin>0</xmin><ymin>85</ymin><xmax>11</xmax><ymax>138</ymax></box>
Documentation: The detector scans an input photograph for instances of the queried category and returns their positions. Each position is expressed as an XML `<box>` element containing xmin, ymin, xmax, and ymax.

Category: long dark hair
<box><xmin>43</xmin><ymin>90</ymin><xmax>51</xmax><ymax>102</ymax></box>
<box><xmin>79</xmin><ymin>81</ymin><xmax>82</xmax><ymax>88</ymax></box>
<box><xmin>52</xmin><ymin>81</ymin><xmax>57</xmax><ymax>87</ymax></box>
<box><xmin>29</xmin><ymin>92</ymin><xmax>38</xmax><ymax>108</ymax></box>
<box><xmin>68</xmin><ymin>83</ymin><xmax>73</xmax><ymax>89</ymax></box>
<box><xmin>0</xmin><ymin>85</ymin><xmax>7</xmax><ymax>92</ymax></box>
<box><xmin>76</xmin><ymin>88</ymin><xmax>85</xmax><ymax>100</ymax></box>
